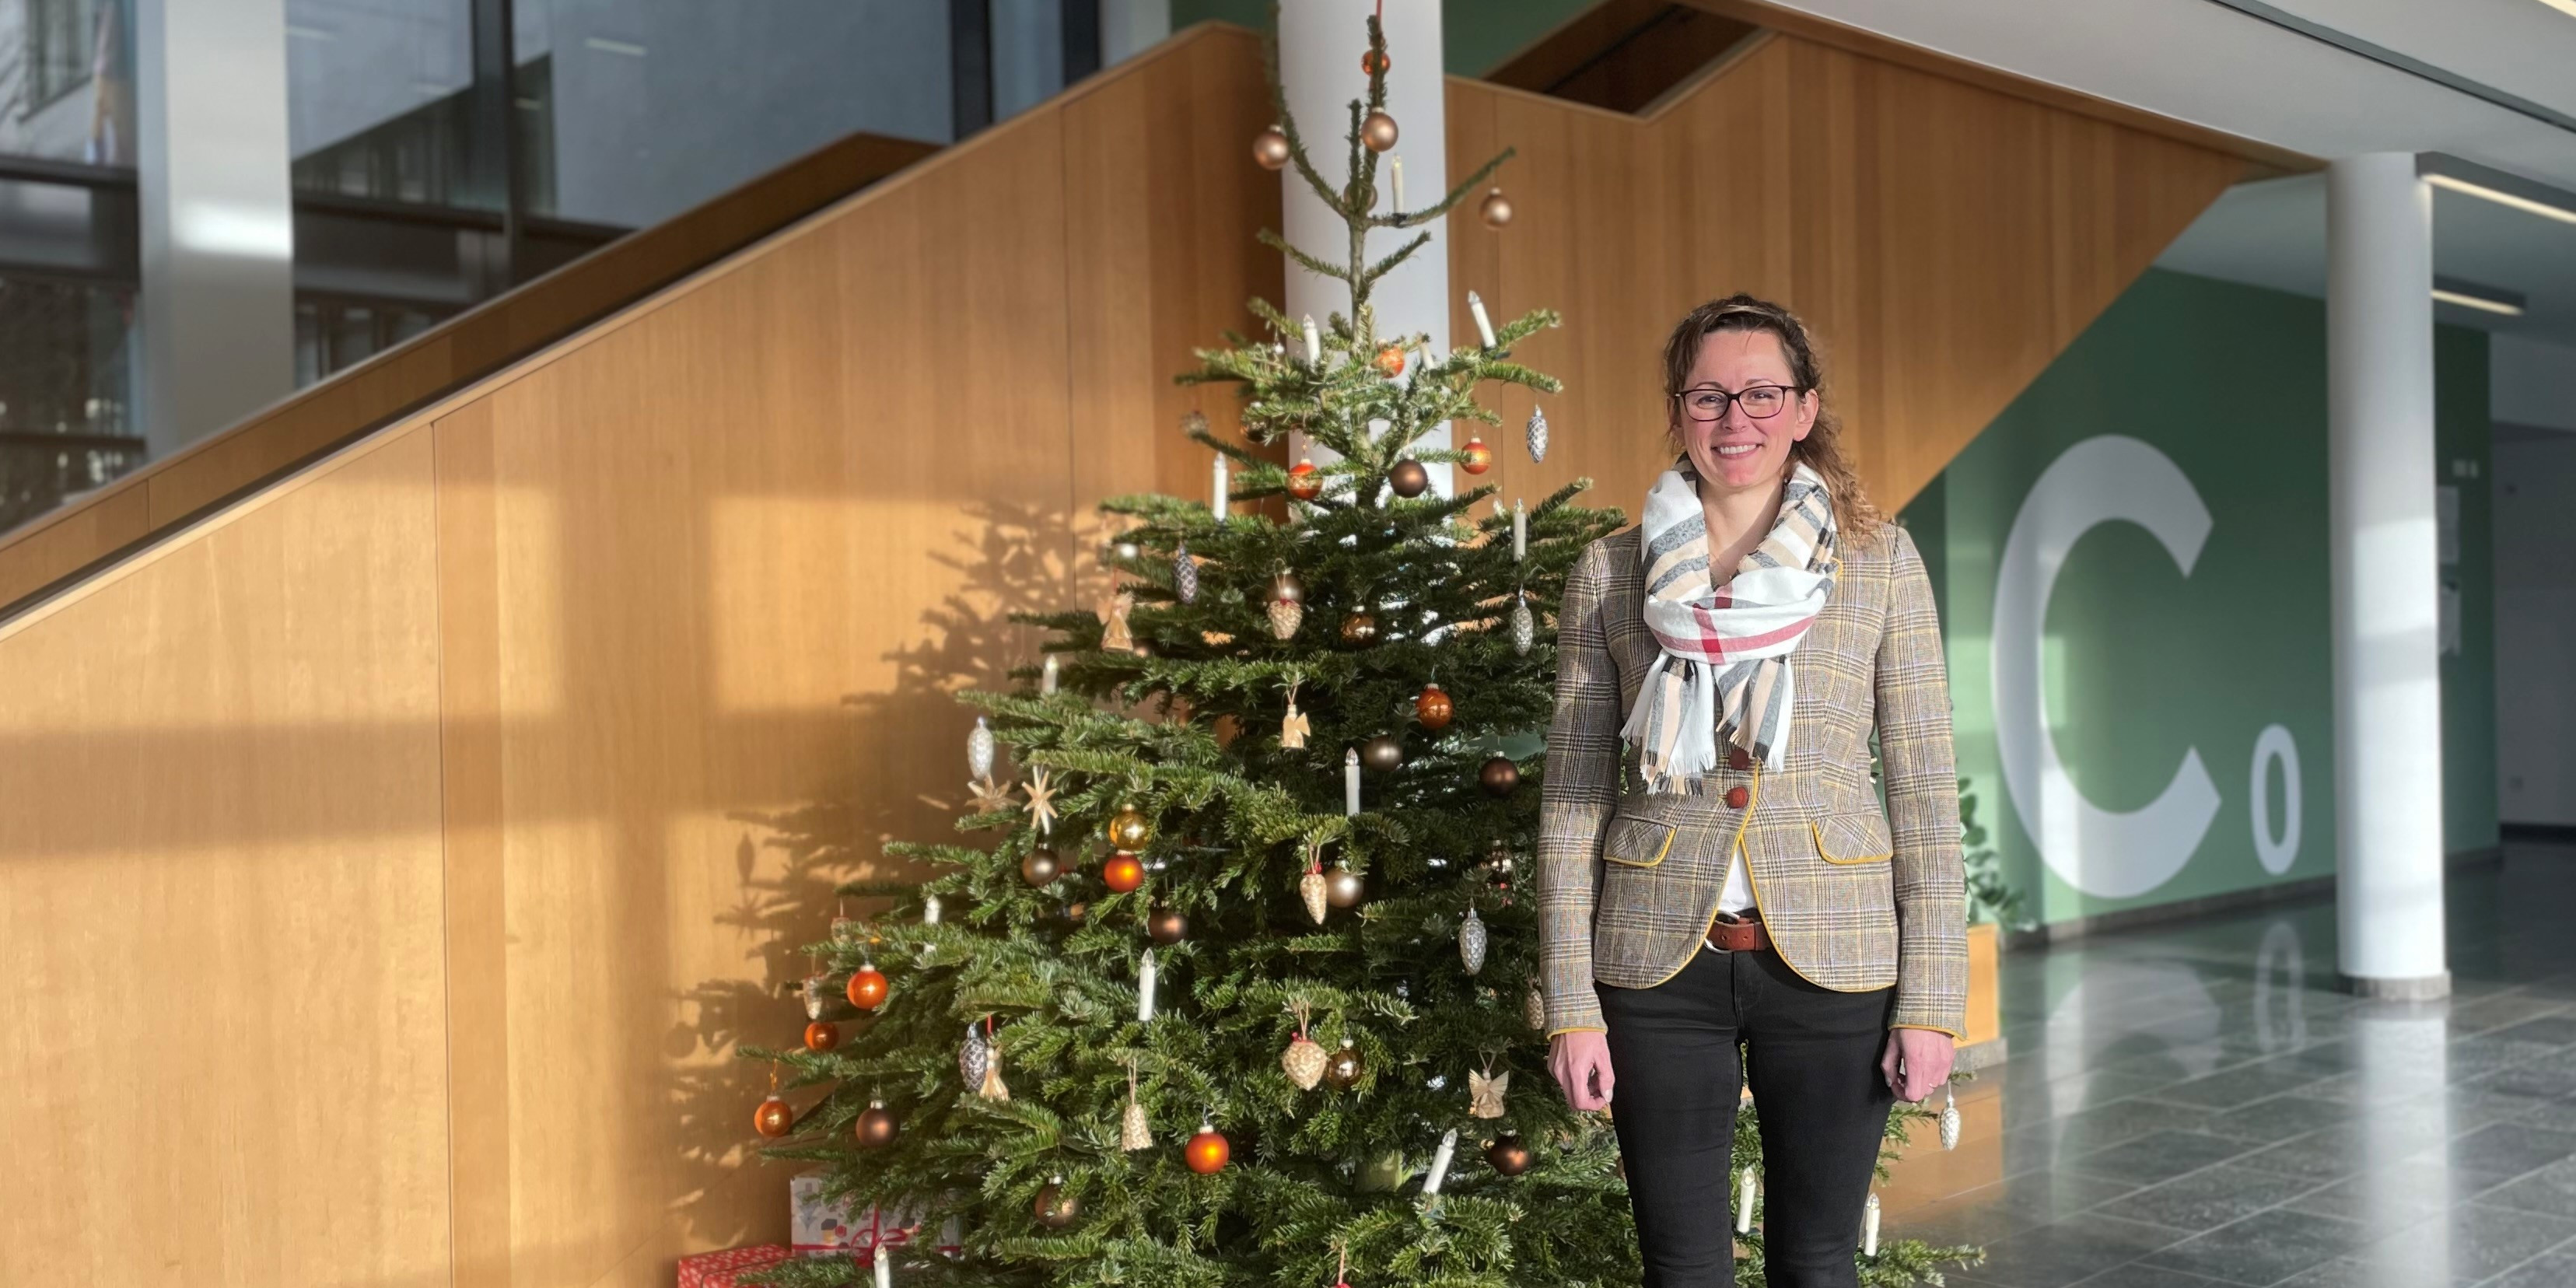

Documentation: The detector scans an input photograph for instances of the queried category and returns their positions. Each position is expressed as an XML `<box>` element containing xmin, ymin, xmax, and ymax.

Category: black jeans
<box><xmin>1598</xmin><ymin>945</ymin><xmax>1895</xmax><ymax>1288</ymax></box>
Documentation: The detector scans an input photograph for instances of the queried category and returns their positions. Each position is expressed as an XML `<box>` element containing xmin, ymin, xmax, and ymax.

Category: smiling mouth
<box><xmin>1715</xmin><ymin>443</ymin><xmax>1761</xmax><ymax>458</ymax></box>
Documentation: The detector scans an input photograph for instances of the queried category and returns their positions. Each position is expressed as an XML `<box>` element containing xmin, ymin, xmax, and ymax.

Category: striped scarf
<box><xmin>1620</xmin><ymin>459</ymin><xmax>1839</xmax><ymax>788</ymax></box>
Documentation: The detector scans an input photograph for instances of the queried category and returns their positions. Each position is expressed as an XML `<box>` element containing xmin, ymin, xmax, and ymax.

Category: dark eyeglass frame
<box><xmin>1670</xmin><ymin>383</ymin><xmax>1810</xmax><ymax>422</ymax></box>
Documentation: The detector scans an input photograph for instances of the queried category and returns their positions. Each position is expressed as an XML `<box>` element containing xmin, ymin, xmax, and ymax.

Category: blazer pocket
<box><xmin>1602</xmin><ymin>814</ymin><xmax>1678</xmax><ymax>867</ymax></box>
<box><xmin>1811</xmin><ymin>810</ymin><xmax>1895</xmax><ymax>864</ymax></box>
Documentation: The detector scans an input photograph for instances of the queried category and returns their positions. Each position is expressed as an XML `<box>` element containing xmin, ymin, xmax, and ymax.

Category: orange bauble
<box><xmin>1185</xmin><ymin>1125</ymin><xmax>1231</xmax><ymax>1174</ymax></box>
<box><xmin>754</xmin><ymin>1095</ymin><xmax>794</xmax><ymax>1139</ymax></box>
<box><xmin>1287</xmin><ymin>457</ymin><xmax>1323</xmax><ymax>502</ymax></box>
<box><xmin>803</xmin><ymin>1020</ymin><xmax>841</xmax><ymax>1053</ymax></box>
<box><xmin>1461</xmin><ymin>436</ymin><xmax>1493</xmax><ymax>475</ymax></box>
<box><xmin>1373</xmin><ymin>345</ymin><xmax>1405</xmax><ymax>377</ymax></box>
<box><xmin>1103</xmin><ymin>852</ymin><xmax>1146</xmax><ymax>893</ymax></box>
<box><xmin>845</xmin><ymin>965</ymin><xmax>889</xmax><ymax>1012</ymax></box>
<box><xmin>1416</xmin><ymin>684</ymin><xmax>1454</xmax><ymax>731</ymax></box>
<box><xmin>1360</xmin><ymin>48</ymin><xmax>1390</xmax><ymax>76</ymax></box>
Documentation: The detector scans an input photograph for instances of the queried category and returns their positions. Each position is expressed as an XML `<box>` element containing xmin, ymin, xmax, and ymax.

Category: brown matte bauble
<box><xmin>1486</xmin><ymin>1134</ymin><xmax>1533</xmax><ymax>1176</ymax></box>
<box><xmin>1108</xmin><ymin>805</ymin><xmax>1153</xmax><ymax>849</ymax></box>
<box><xmin>1479</xmin><ymin>187</ymin><xmax>1515</xmax><ymax>229</ymax></box>
<box><xmin>1361</xmin><ymin>47</ymin><xmax>1390</xmax><ymax>75</ymax></box>
<box><xmin>754</xmin><ymin>1095</ymin><xmax>794</xmax><ymax>1138</ymax></box>
<box><xmin>1148</xmin><ymin>906</ymin><xmax>1188</xmax><ymax>944</ymax></box>
<box><xmin>803</xmin><ymin>1020</ymin><xmax>841</xmax><ymax>1053</ymax></box>
<box><xmin>1339</xmin><ymin>612</ymin><xmax>1380</xmax><ymax>645</ymax></box>
<box><xmin>1461</xmin><ymin>436</ymin><xmax>1493</xmax><ymax>474</ymax></box>
<box><xmin>1360</xmin><ymin>734</ymin><xmax>1404</xmax><ymax>773</ymax></box>
<box><xmin>1103</xmin><ymin>852</ymin><xmax>1146</xmax><ymax>894</ymax></box>
<box><xmin>1388</xmin><ymin>459</ymin><xmax>1430</xmax><ymax>499</ymax></box>
<box><xmin>1480</xmin><ymin>755</ymin><xmax>1521</xmax><ymax>797</ymax></box>
<box><xmin>1185</xmin><ymin>1125</ymin><xmax>1233</xmax><ymax>1174</ymax></box>
<box><xmin>1324</xmin><ymin>864</ymin><xmax>1365</xmax><ymax>908</ymax></box>
<box><xmin>1034</xmin><ymin>1176</ymin><xmax>1080</xmax><ymax>1229</ymax></box>
<box><xmin>1374</xmin><ymin>344</ymin><xmax>1406</xmax><ymax>377</ymax></box>
<box><xmin>1323</xmin><ymin>1041</ymin><xmax>1365</xmax><ymax>1089</ymax></box>
<box><xmin>845</xmin><ymin>965</ymin><xmax>889</xmax><ymax>1012</ymax></box>
<box><xmin>1416</xmin><ymin>684</ymin><xmax>1454</xmax><ymax>731</ymax></box>
<box><xmin>1252</xmin><ymin>127</ymin><xmax>1290</xmax><ymax>170</ymax></box>
<box><xmin>856</xmin><ymin>1100</ymin><xmax>899</xmax><ymax>1149</ymax></box>
<box><xmin>1287</xmin><ymin>458</ymin><xmax>1323</xmax><ymax>502</ymax></box>
<box><xmin>1270</xmin><ymin>571</ymin><xmax>1306</xmax><ymax>605</ymax></box>
<box><xmin>1021</xmin><ymin>848</ymin><xmax>1061</xmax><ymax>887</ymax></box>
<box><xmin>1361</xmin><ymin>110</ymin><xmax>1398</xmax><ymax>152</ymax></box>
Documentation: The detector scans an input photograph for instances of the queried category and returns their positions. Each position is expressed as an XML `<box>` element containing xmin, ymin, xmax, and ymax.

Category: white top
<box><xmin>1718</xmin><ymin>845</ymin><xmax>1755</xmax><ymax>914</ymax></box>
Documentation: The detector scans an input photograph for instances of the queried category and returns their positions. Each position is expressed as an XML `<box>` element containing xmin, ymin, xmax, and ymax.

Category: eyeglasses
<box><xmin>1672</xmin><ymin>383</ymin><xmax>1804</xmax><ymax>422</ymax></box>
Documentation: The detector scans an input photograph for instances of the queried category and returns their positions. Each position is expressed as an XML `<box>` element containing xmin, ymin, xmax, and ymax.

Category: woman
<box><xmin>1537</xmin><ymin>296</ymin><xmax>1965</xmax><ymax>1287</ymax></box>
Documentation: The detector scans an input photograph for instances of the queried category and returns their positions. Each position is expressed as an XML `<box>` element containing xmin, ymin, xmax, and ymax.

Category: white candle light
<box><xmin>1423</xmin><ymin>1129</ymin><xmax>1459</xmax><ymax>1195</ymax></box>
<box><xmin>1345</xmin><ymin>748</ymin><xmax>1362</xmax><ymax>817</ymax></box>
<box><xmin>1138</xmin><ymin>949</ymin><xmax>1158</xmax><ymax>1023</ymax></box>
<box><xmin>1212</xmin><ymin>452</ymin><xmax>1230</xmax><ymax>515</ymax></box>
<box><xmin>1467</xmin><ymin>291</ymin><xmax>1496</xmax><ymax>348</ymax></box>
<box><xmin>1303</xmin><ymin>314</ymin><xmax>1322</xmax><ymax>366</ymax></box>
<box><xmin>1513</xmin><ymin>499</ymin><xmax>1527</xmax><ymax>562</ymax></box>
<box><xmin>923</xmin><ymin>894</ymin><xmax>942</xmax><ymax>925</ymax></box>
<box><xmin>1041</xmin><ymin>654</ymin><xmax>1059</xmax><ymax>695</ymax></box>
<box><xmin>1736</xmin><ymin>1167</ymin><xmax>1759</xmax><ymax>1234</ymax></box>
<box><xmin>874</xmin><ymin>1244</ymin><xmax>892</xmax><ymax>1288</ymax></box>
<box><xmin>1863</xmin><ymin>1192</ymin><xmax>1881</xmax><ymax>1256</ymax></box>
<box><xmin>1390</xmin><ymin>154</ymin><xmax>1404</xmax><ymax>211</ymax></box>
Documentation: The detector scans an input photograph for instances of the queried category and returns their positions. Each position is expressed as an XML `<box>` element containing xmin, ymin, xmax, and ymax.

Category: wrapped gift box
<box><xmin>791</xmin><ymin>1172</ymin><xmax>962</xmax><ymax>1258</ymax></box>
<box><xmin>676</xmin><ymin>1244</ymin><xmax>790</xmax><ymax>1288</ymax></box>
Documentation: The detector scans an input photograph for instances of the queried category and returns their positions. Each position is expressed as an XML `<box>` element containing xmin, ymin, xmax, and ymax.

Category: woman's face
<box><xmin>1672</xmin><ymin>329</ymin><xmax>1817</xmax><ymax>498</ymax></box>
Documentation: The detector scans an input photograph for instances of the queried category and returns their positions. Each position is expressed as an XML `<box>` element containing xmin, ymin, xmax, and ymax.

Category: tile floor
<box><xmin>1877</xmin><ymin>836</ymin><xmax>2576</xmax><ymax>1288</ymax></box>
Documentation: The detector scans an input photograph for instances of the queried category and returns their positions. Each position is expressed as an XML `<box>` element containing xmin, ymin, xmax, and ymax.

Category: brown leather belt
<box><xmin>1706</xmin><ymin>910</ymin><xmax>1770</xmax><ymax>954</ymax></box>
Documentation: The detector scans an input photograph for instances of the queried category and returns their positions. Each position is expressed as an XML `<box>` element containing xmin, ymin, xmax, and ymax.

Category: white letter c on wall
<box><xmin>1993</xmin><ymin>436</ymin><xmax>2220</xmax><ymax>899</ymax></box>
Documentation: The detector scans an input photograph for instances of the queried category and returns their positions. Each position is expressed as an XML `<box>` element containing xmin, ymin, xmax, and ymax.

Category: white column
<box><xmin>2327</xmin><ymin>153</ymin><xmax>2448</xmax><ymax>999</ymax></box>
<box><xmin>136</xmin><ymin>0</ymin><xmax>297</xmax><ymax>460</ymax></box>
<box><xmin>1278</xmin><ymin>0</ymin><xmax>1451</xmax><ymax>495</ymax></box>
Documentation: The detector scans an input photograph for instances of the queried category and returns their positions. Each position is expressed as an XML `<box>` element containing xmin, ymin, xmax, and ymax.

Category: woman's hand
<box><xmin>1549</xmin><ymin>1031</ymin><xmax>1616</xmax><ymax>1111</ymax></box>
<box><xmin>1881</xmin><ymin>1027</ymin><xmax>1955</xmax><ymax>1102</ymax></box>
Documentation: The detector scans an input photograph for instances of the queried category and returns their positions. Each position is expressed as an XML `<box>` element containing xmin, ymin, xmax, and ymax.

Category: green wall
<box><xmin>1905</xmin><ymin>269</ymin><xmax>2496</xmax><ymax>926</ymax></box>
<box><xmin>1170</xmin><ymin>1</ymin><xmax>1594</xmax><ymax>75</ymax></box>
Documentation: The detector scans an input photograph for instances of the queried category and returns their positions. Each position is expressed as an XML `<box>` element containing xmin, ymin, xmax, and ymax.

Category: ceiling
<box><xmin>1757</xmin><ymin>0</ymin><xmax>2576</xmax><ymax>348</ymax></box>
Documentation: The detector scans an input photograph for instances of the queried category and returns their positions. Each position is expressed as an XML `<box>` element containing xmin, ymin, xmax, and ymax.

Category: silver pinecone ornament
<box><xmin>1526</xmin><ymin>404</ymin><xmax>1549</xmax><ymax>461</ymax></box>
<box><xmin>1121</xmin><ymin>1097</ymin><xmax>1152</xmax><ymax>1151</ymax></box>
<box><xmin>804</xmin><ymin>973</ymin><xmax>833</xmax><ymax>1021</ymax></box>
<box><xmin>1459</xmin><ymin>905</ymin><xmax>1488</xmax><ymax>975</ymax></box>
<box><xmin>1509</xmin><ymin>591</ymin><xmax>1536</xmax><ymax>656</ymax></box>
<box><xmin>1940</xmin><ymin>1083</ymin><xmax>1962</xmax><ymax>1150</ymax></box>
<box><xmin>968</xmin><ymin>716</ymin><xmax>996</xmax><ymax>781</ymax></box>
<box><xmin>1173</xmin><ymin>541</ymin><xmax>1199</xmax><ymax>604</ymax></box>
<box><xmin>1524</xmin><ymin>985</ymin><xmax>1548</xmax><ymax>1031</ymax></box>
<box><xmin>959</xmin><ymin>1021</ymin><xmax>991</xmax><ymax>1089</ymax></box>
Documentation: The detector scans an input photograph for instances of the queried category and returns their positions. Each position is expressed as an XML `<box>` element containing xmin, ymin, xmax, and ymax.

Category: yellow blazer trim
<box><xmin>1811</xmin><ymin>818</ymin><xmax>1895</xmax><ymax>866</ymax></box>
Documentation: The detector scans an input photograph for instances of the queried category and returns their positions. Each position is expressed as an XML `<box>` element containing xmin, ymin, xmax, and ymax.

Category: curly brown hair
<box><xmin>1660</xmin><ymin>294</ymin><xmax>1881</xmax><ymax>537</ymax></box>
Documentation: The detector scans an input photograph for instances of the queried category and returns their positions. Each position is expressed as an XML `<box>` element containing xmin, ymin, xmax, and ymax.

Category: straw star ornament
<box><xmin>1021</xmin><ymin>767</ymin><xmax>1059</xmax><ymax>836</ymax></box>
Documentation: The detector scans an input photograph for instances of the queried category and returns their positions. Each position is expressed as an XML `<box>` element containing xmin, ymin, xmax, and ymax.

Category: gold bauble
<box><xmin>1252</xmin><ymin>127</ymin><xmax>1290</xmax><ymax>170</ymax></box>
<box><xmin>1324</xmin><ymin>1041</ymin><xmax>1365</xmax><ymax>1089</ymax></box>
<box><xmin>1360</xmin><ymin>110</ymin><xmax>1398</xmax><ymax>152</ymax></box>
<box><xmin>1339</xmin><ymin>612</ymin><xmax>1380</xmax><ymax>645</ymax></box>
<box><xmin>1479</xmin><ymin>187</ymin><xmax>1515</xmax><ymax>229</ymax></box>
<box><xmin>1325</xmin><ymin>865</ymin><xmax>1366</xmax><ymax>908</ymax></box>
<box><xmin>1108</xmin><ymin>805</ymin><xmax>1153</xmax><ymax>850</ymax></box>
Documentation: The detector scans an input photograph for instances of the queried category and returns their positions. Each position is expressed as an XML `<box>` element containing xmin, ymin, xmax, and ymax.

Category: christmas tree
<box><xmin>747</xmin><ymin>16</ymin><xmax>1979</xmax><ymax>1287</ymax></box>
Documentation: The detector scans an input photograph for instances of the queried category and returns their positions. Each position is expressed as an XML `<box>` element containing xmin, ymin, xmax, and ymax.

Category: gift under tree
<box><xmin>744</xmin><ymin>16</ymin><xmax>1976</xmax><ymax>1287</ymax></box>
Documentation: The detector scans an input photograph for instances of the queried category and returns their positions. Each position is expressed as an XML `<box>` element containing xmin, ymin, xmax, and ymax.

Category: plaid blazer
<box><xmin>1536</xmin><ymin>521</ymin><xmax>1966</xmax><ymax>1038</ymax></box>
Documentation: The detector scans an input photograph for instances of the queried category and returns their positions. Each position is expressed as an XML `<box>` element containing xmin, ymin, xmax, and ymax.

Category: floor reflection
<box><xmin>1882</xmin><ymin>838</ymin><xmax>2576</xmax><ymax>1287</ymax></box>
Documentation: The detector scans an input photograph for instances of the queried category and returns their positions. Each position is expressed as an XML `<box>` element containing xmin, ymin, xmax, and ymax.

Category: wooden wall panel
<box><xmin>0</xmin><ymin>429</ymin><xmax>453</xmax><ymax>1288</ymax></box>
<box><xmin>1444</xmin><ymin>33</ymin><xmax>2245</xmax><ymax>520</ymax></box>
